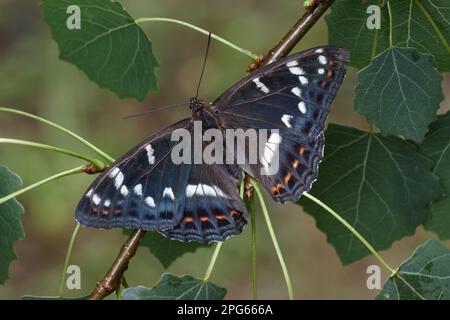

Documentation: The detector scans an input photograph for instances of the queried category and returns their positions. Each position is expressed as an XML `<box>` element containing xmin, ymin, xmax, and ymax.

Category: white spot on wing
<box><xmin>145</xmin><ymin>196</ymin><xmax>156</xmax><ymax>208</ymax></box>
<box><xmin>92</xmin><ymin>194</ymin><xmax>101</xmax><ymax>205</ymax></box>
<box><xmin>291</xmin><ymin>87</ymin><xmax>302</xmax><ymax>97</ymax></box>
<box><xmin>134</xmin><ymin>184</ymin><xmax>143</xmax><ymax>196</ymax></box>
<box><xmin>109</xmin><ymin>167</ymin><xmax>119</xmax><ymax>178</ymax></box>
<box><xmin>318</xmin><ymin>68</ymin><xmax>325</xmax><ymax>74</ymax></box>
<box><xmin>252</xmin><ymin>77</ymin><xmax>270</xmax><ymax>94</ymax></box>
<box><xmin>268</xmin><ymin>132</ymin><xmax>282</xmax><ymax>144</ymax></box>
<box><xmin>162</xmin><ymin>187</ymin><xmax>175</xmax><ymax>200</ymax></box>
<box><xmin>261</xmin><ymin>132</ymin><xmax>282</xmax><ymax>169</ymax></box>
<box><xmin>298</xmin><ymin>101</ymin><xmax>307</xmax><ymax>114</ymax></box>
<box><xmin>281</xmin><ymin>114</ymin><xmax>293</xmax><ymax>128</ymax></box>
<box><xmin>289</xmin><ymin>67</ymin><xmax>304</xmax><ymax>75</ymax></box>
<box><xmin>318</xmin><ymin>55</ymin><xmax>327</xmax><ymax>65</ymax></box>
<box><xmin>145</xmin><ymin>144</ymin><xmax>155</xmax><ymax>165</ymax></box>
<box><xmin>186</xmin><ymin>184</ymin><xmax>230</xmax><ymax>198</ymax></box>
<box><xmin>299</xmin><ymin>76</ymin><xmax>308</xmax><ymax>85</ymax></box>
<box><xmin>185</xmin><ymin>185</ymin><xmax>197</xmax><ymax>197</ymax></box>
<box><xmin>86</xmin><ymin>189</ymin><xmax>93</xmax><ymax>197</ymax></box>
<box><xmin>104</xmin><ymin>199</ymin><xmax>111</xmax><ymax>207</ymax></box>
<box><xmin>315</xmin><ymin>48</ymin><xmax>324</xmax><ymax>53</ymax></box>
<box><xmin>109</xmin><ymin>167</ymin><xmax>124</xmax><ymax>189</ymax></box>
<box><xmin>120</xmin><ymin>185</ymin><xmax>129</xmax><ymax>196</ymax></box>
<box><xmin>286</xmin><ymin>60</ymin><xmax>298</xmax><ymax>67</ymax></box>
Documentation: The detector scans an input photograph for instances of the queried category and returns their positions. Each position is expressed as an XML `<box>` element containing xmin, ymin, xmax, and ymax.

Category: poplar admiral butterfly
<box><xmin>76</xmin><ymin>45</ymin><xmax>349</xmax><ymax>243</ymax></box>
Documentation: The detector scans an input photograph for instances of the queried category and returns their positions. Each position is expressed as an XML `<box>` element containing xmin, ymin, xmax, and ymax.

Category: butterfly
<box><xmin>76</xmin><ymin>45</ymin><xmax>349</xmax><ymax>243</ymax></box>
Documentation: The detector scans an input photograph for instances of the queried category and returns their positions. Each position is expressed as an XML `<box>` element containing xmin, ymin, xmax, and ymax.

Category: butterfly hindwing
<box><xmin>161</xmin><ymin>162</ymin><xmax>248</xmax><ymax>243</ymax></box>
<box><xmin>246</xmin><ymin>132</ymin><xmax>324</xmax><ymax>203</ymax></box>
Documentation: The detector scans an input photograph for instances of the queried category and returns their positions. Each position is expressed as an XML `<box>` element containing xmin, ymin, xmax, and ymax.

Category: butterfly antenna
<box><xmin>195</xmin><ymin>32</ymin><xmax>212</xmax><ymax>99</ymax></box>
<box><xmin>123</xmin><ymin>102</ymin><xmax>189</xmax><ymax>119</ymax></box>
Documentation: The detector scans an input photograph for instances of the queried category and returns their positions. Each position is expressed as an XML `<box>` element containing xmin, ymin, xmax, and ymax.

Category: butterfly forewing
<box><xmin>215</xmin><ymin>46</ymin><xmax>349</xmax><ymax>143</ymax></box>
<box><xmin>214</xmin><ymin>45</ymin><xmax>349</xmax><ymax>203</ymax></box>
<box><xmin>76</xmin><ymin>119</ymin><xmax>191</xmax><ymax>230</ymax></box>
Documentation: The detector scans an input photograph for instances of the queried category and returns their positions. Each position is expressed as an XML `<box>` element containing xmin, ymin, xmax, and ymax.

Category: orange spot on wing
<box><xmin>299</xmin><ymin>147</ymin><xmax>305</xmax><ymax>156</ymax></box>
<box><xmin>328</xmin><ymin>59</ymin><xmax>334</xmax><ymax>66</ymax></box>
<box><xmin>216</xmin><ymin>215</ymin><xmax>227</xmax><ymax>221</ymax></box>
<box><xmin>293</xmin><ymin>159</ymin><xmax>299</xmax><ymax>169</ymax></box>
<box><xmin>102</xmin><ymin>209</ymin><xmax>109</xmax><ymax>216</ymax></box>
<box><xmin>321</xmin><ymin>80</ymin><xmax>328</xmax><ymax>89</ymax></box>
<box><xmin>200</xmin><ymin>216</ymin><xmax>209</xmax><ymax>222</ymax></box>
<box><xmin>284</xmin><ymin>172</ymin><xmax>292</xmax><ymax>184</ymax></box>
<box><xmin>326</xmin><ymin>69</ymin><xmax>333</xmax><ymax>78</ymax></box>
<box><xmin>184</xmin><ymin>217</ymin><xmax>194</xmax><ymax>223</ymax></box>
<box><xmin>271</xmin><ymin>183</ymin><xmax>285</xmax><ymax>195</ymax></box>
<box><xmin>230</xmin><ymin>210</ymin><xmax>239</xmax><ymax>217</ymax></box>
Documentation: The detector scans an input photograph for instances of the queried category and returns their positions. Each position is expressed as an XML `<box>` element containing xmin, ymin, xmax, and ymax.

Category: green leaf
<box><xmin>41</xmin><ymin>0</ymin><xmax>159</xmax><ymax>101</ymax></box>
<box><xmin>0</xmin><ymin>166</ymin><xmax>25</xmax><ymax>285</ymax></box>
<box><xmin>420</xmin><ymin>112</ymin><xmax>450</xmax><ymax>238</ymax></box>
<box><xmin>327</xmin><ymin>0</ymin><xmax>450</xmax><ymax>71</ymax></box>
<box><xmin>124</xmin><ymin>230</ymin><xmax>210</xmax><ymax>269</ymax></box>
<box><xmin>122</xmin><ymin>273</ymin><xmax>226</xmax><ymax>300</ymax></box>
<box><xmin>326</xmin><ymin>0</ymin><xmax>390</xmax><ymax>69</ymax></box>
<box><xmin>355</xmin><ymin>47</ymin><xmax>444</xmax><ymax>142</ymax></box>
<box><xmin>299</xmin><ymin>124</ymin><xmax>438</xmax><ymax>264</ymax></box>
<box><xmin>377</xmin><ymin>240</ymin><xmax>450</xmax><ymax>300</ymax></box>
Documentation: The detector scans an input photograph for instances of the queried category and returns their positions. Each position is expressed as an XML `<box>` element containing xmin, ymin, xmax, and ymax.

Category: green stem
<box><xmin>252</xmin><ymin>180</ymin><xmax>294</xmax><ymax>300</ymax></box>
<box><xmin>370</xmin><ymin>0</ymin><xmax>382</xmax><ymax>59</ymax></box>
<box><xmin>413</xmin><ymin>0</ymin><xmax>450</xmax><ymax>53</ymax></box>
<box><xmin>303</xmin><ymin>192</ymin><xmax>395</xmax><ymax>273</ymax></box>
<box><xmin>58</xmin><ymin>224</ymin><xmax>81</xmax><ymax>298</ymax></box>
<box><xmin>240</xmin><ymin>181</ymin><xmax>258</xmax><ymax>299</ymax></box>
<box><xmin>203</xmin><ymin>242</ymin><xmax>223</xmax><ymax>282</ymax></box>
<box><xmin>387</xmin><ymin>0</ymin><xmax>394</xmax><ymax>47</ymax></box>
<box><xmin>0</xmin><ymin>166</ymin><xmax>85</xmax><ymax>205</ymax></box>
<box><xmin>0</xmin><ymin>107</ymin><xmax>114</xmax><ymax>163</ymax></box>
<box><xmin>239</xmin><ymin>180</ymin><xmax>245</xmax><ymax>199</ymax></box>
<box><xmin>121</xmin><ymin>276</ymin><xmax>130</xmax><ymax>289</ymax></box>
<box><xmin>134</xmin><ymin>17</ymin><xmax>259</xmax><ymax>60</ymax></box>
<box><xmin>0</xmin><ymin>138</ymin><xmax>104</xmax><ymax>169</ymax></box>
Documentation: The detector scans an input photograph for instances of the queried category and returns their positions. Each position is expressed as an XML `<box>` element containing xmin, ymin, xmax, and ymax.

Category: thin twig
<box><xmin>0</xmin><ymin>107</ymin><xmax>115</xmax><ymax>163</ymax></box>
<box><xmin>58</xmin><ymin>224</ymin><xmax>81</xmax><ymax>298</ymax></box>
<box><xmin>248</xmin><ymin>0</ymin><xmax>335</xmax><ymax>71</ymax></box>
<box><xmin>252</xmin><ymin>180</ymin><xmax>294</xmax><ymax>300</ymax></box>
<box><xmin>0</xmin><ymin>138</ymin><xmax>105</xmax><ymax>169</ymax></box>
<box><xmin>203</xmin><ymin>243</ymin><xmax>223</xmax><ymax>282</ymax></box>
<box><xmin>0</xmin><ymin>166</ymin><xmax>85</xmax><ymax>205</ymax></box>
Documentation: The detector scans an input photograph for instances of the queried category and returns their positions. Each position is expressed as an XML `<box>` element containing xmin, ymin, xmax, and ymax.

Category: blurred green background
<box><xmin>0</xmin><ymin>0</ymin><xmax>449</xmax><ymax>300</ymax></box>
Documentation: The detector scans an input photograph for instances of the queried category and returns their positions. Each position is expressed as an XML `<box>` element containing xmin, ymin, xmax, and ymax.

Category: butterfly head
<box><xmin>189</xmin><ymin>97</ymin><xmax>206</xmax><ymax>113</ymax></box>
